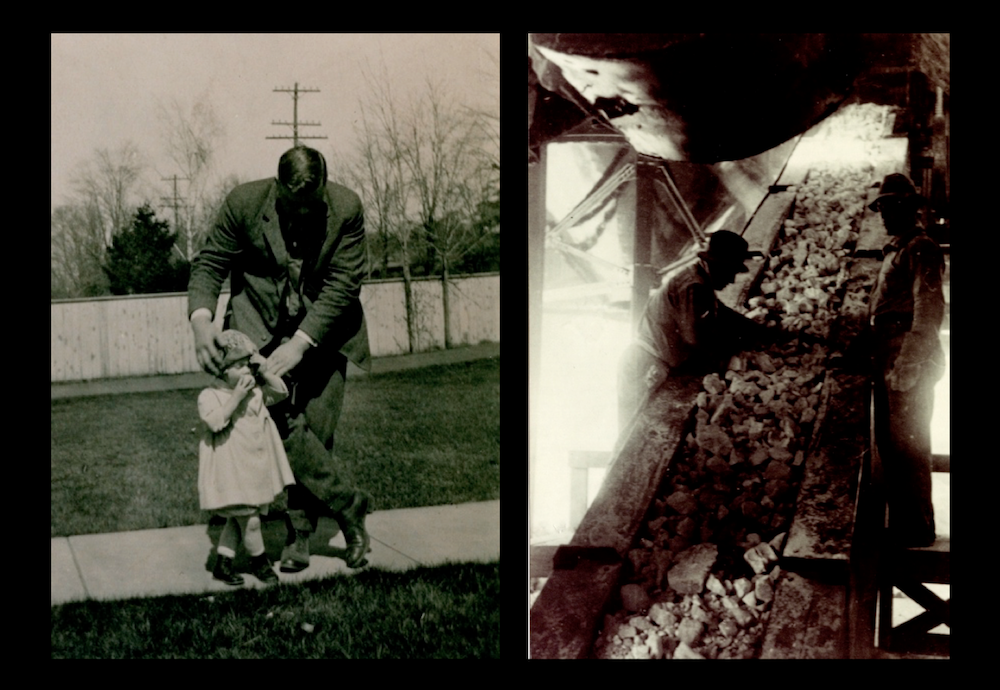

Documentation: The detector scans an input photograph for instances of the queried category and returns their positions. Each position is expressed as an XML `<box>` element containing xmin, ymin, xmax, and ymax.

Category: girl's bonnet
<box><xmin>217</xmin><ymin>329</ymin><xmax>258</xmax><ymax>369</ymax></box>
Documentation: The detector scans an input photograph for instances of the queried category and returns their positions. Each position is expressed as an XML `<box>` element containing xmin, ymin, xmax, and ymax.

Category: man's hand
<box><xmin>191</xmin><ymin>314</ymin><xmax>224</xmax><ymax>376</ymax></box>
<box><xmin>264</xmin><ymin>337</ymin><xmax>310</xmax><ymax>378</ymax></box>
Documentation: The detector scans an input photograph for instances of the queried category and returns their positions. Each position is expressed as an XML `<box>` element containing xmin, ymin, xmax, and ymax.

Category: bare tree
<box><xmin>397</xmin><ymin>79</ymin><xmax>498</xmax><ymax>348</ymax></box>
<box><xmin>69</xmin><ymin>142</ymin><xmax>148</xmax><ymax>248</ymax></box>
<box><xmin>53</xmin><ymin>142</ymin><xmax>148</xmax><ymax>298</ymax></box>
<box><xmin>341</xmin><ymin>57</ymin><xmax>427</xmax><ymax>352</ymax></box>
<box><xmin>51</xmin><ymin>203</ymin><xmax>110</xmax><ymax>298</ymax></box>
<box><xmin>338</xmin><ymin>55</ymin><xmax>500</xmax><ymax>351</ymax></box>
<box><xmin>157</xmin><ymin>96</ymin><xmax>225</xmax><ymax>260</ymax></box>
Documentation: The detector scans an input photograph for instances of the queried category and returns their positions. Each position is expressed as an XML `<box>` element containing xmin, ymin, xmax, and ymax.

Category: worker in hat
<box><xmin>867</xmin><ymin>172</ymin><xmax>946</xmax><ymax>547</ymax></box>
<box><xmin>617</xmin><ymin>229</ymin><xmax>780</xmax><ymax>433</ymax></box>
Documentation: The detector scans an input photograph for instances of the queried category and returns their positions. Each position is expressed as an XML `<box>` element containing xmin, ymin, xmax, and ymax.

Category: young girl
<box><xmin>198</xmin><ymin>329</ymin><xmax>296</xmax><ymax>585</ymax></box>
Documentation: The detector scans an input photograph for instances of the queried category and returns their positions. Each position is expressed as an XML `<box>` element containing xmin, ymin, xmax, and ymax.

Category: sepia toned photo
<box><xmin>528</xmin><ymin>33</ymin><xmax>949</xmax><ymax>659</ymax></box>
<box><xmin>51</xmin><ymin>33</ymin><xmax>499</xmax><ymax>658</ymax></box>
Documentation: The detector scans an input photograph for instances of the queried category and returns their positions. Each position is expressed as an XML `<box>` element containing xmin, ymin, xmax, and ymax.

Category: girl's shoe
<box><xmin>249</xmin><ymin>553</ymin><xmax>279</xmax><ymax>584</ymax></box>
<box><xmin>212</xmin><ymin>555</ymin><xmax>244</xmax><ymax>586</ymax></box>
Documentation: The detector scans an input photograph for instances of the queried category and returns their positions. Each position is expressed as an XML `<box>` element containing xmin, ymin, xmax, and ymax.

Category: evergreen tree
<box><xmin>103</xmin><ymin>203</ymin><xmax>190</xmax><ymax>295</ymax></box>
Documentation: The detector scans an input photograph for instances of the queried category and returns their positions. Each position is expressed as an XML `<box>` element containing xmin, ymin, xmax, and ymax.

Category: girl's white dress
<box><xmin>197</xmin><ymin>379</ymin><xmax>295</xmax><ymax>515</ymax></box>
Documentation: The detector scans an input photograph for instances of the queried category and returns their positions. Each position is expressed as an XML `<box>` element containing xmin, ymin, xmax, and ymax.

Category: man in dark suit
<box><xmin>188</xmin><ymin>146</ymin><xmax>372</xmax><ymax>571</ymax></box>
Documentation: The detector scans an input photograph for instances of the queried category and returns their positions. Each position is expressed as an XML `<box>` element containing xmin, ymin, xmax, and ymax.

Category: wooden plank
<box><xmin>530</xmin><ymin>545</ymin><xmax>559</xmax><ymax>579</ymax></box>
<box><xmin>530</xmin><ymin>560</ymin><xmax>623</xmax><ymax>658</ymax></box>
<box><xmin>931</xmin><ymin>454</ymin><xmax>950</xmax><ymax>473</ymax></box>
<box><xmin>741</xmin><ymin>190</ymin><xmax>795</xmax><ymax>255</ymax></box>
<box><xmin>893</xmin><ymin>580</ymin><xmax>950</xmax><ymax>626</ymax></box>
<box><xmin>892</xmin><ymin>538</ymin><xmax>950</xmax><ymax>584</ymax></box>
<box><xmin>50</xmin><ymin>304</ymin><xmax>68</xmax><ymax>382</ymax></box>
<box><xmin>570</xmin><ymin>374</ymin><xmax>702</xmax><ymax>555</ymax></box>
<box><xmin>50</xmin><ymin>277</ymin><xmax>498</xmax><ymax>382</ymax></box>
<box><xmin>760</xmin><ymin>571</ymin><xmax>848</xmax><ymax>659</ymax></box>
<box><xmin>888</xmin><ymin>630</ymin><xmax>950</xmax><ymax>658</ymax></box>
<box><xmin>783</xmin><ymin>374</ymin><xmax>868</xmax><ymax>570</ymax></box>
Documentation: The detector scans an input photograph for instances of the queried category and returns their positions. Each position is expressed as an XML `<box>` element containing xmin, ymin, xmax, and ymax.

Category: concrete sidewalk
<box><xmin>51</xmin><ymin>342</ymin><xmax>501</xmax><ymax>606</ymax></box>
<box><xmin>52</xmin><ymin>500</ymin><xmax>500</xmax><ymax>606</ymax></box>
<box><xmin>52</xmin><ymin>342</ymin><xmax>500</xmax><ymax>400</ymax></box>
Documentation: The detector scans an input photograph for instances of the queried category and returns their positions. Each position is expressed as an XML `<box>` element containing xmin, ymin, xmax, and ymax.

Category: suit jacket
<box><xmin>188</xmin><ymin>178</ymin><xmax>371</xmax><ymax>371</ymax></box>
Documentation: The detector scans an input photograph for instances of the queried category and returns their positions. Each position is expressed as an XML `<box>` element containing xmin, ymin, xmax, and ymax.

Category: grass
<box><xmin>51</xmin><ymin>358</ymin><xmax>500</xmax><ymax>537</ymax></box>
<box><xmin>51</xmin><ymin>560</ymin><xmax>500</xmax><ymax>659</ymax></box>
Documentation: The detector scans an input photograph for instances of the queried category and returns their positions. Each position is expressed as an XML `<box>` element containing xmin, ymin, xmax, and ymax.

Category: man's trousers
<box><xmin>268</xmin><ymin>348</ymin><xmax>358</xmax><ymax>534</ymax></box>
<box><xmin>872</xmin><ymin>352</ymin><xmax>942</xmax><ymax>546</ymax></box>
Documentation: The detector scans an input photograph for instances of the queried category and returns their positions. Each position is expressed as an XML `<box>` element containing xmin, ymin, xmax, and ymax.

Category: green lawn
<box><xmin>51</xmin><ymin>561</ymin><xmax>500</xmax><ymax>659</ymax></box>
<box><xmin>51</xmin><ymin>358</ymin><xmax>500</xmax><ymax>537</ymax></box>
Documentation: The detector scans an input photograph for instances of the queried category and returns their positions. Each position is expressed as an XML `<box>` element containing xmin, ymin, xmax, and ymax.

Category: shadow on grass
<box><xmin>203</xmin><ymin>513</ymin><xmax>351</xmax><ymax>576</ymax></box>
<box><xmin>52</xmin><ymin>561</ymin><xmax>501</xmax><ymax>659</ymax></box>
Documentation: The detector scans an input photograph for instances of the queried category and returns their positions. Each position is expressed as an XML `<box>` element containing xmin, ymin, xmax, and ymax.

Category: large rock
<box><xmin>667</xmin><ymin>543</ymin><xmax>719</xmax><ymax>595</ymax></box>
<box><xmin>648</xmin><ymin>633</ymin><xmax>666</xmax><ymax>659</ymax></box>
<box><xmin>731</xmin><ymin>607</ymin><xmax>756</xmax><ymax>628</ymax></box>
<box><xmin>652</xmin><ymin>549</ymin><xmax>674</xmax><ymax>588</ymax></box>
<box><xmin>706</xmin><ymin>574</ymin><xmax>727</xmax><ymax>597</ymax></box>
<box><xmin>755</xmin><ymin>576</ymin><xmax>775</xmax><ymax>604</ymax></box>
<box><xmin>620</xmin><ymin>584</ymin><xmax>651</xmax><ymax>613</ymax></box>
<box><xmin>764</xmin><ymin>460</ymin><xmax>793</xmax><ymax>481</ymax></box>
<box><xmin>677</xmin><ymin>618</ymin><xmax>704</xmax><ymax>646</ymax></box>
<box><xmin>649</xmin><ymin>602</ymin><xmax>678</xmax><ymax>630</ymax></box>
<box><xmin>666</xmin><ymin>491</ymin><xmax>699</xmax><ymax>515</ymax></box>
<box><xmin>673</xmin><ymin>641</ymin><xmax>706</xmax><ymax>659</ymax></box>
<box><xmin>744</xmin><ymin>542</ymin><xmax>778</xmax><ymax>575</ymax></box>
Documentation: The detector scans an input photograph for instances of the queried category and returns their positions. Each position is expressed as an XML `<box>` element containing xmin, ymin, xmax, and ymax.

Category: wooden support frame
<box><xmin>868</xmin><ymin>379</ymin><xmax>951</xmax><ymax>657</ymax></box>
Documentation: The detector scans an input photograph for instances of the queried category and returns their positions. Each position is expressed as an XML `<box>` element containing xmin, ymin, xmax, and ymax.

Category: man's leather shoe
<box><xmin>336</xmin><ymin>491</ymin><xmax>372</xmax><ymax>568</ymax></box>
<box><xmin>250</xmin><ymin>553</ymin><xmax>280</xmax><ymax>584</ymax></box>
<box><xmin>279</xmin><ymin>530</ymin><xmax>311</xmax><ymax>573</ymax></box>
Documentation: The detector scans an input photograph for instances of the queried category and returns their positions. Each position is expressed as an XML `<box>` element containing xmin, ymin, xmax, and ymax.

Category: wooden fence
<box><xmin>51</xmin><ymin>274</ymin><xmax>500</xmax><ymax>382</ymax></box>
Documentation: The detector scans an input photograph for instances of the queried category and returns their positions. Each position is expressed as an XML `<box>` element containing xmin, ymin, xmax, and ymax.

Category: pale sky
<box><xmin>51</xmin><ymin>33</ymin><xmax>499</xmax><ymax>211</ymax></box>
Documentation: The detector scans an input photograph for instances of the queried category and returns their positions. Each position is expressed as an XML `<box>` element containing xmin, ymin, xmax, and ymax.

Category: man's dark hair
<box><xmin>277</xmin><ymin>146</ymin><xmax>328</xmax><ymax>196</ymax></box>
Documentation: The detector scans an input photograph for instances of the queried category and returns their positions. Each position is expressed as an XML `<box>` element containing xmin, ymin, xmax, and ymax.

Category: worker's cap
<box><xmin>699</xmin><ymin>230</ymin><xmax>751</xmax><ymax>273</ymax></box>
<box><xmin>218</xmin><ymin>330</ymin><xmax>258</xmax><ymax>369</ymax></box>
<box><xmin>869</xmin><ymin>173</ymin><xmax>920</xmax><ymax>211</ymax></box>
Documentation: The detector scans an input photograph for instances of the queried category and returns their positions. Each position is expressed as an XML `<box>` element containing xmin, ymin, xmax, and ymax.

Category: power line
<box><xmin>267</xmin><ymin>82</ymin><xmax>328</xmax><ymax>146</ymax></box>
<box><xmin>160</xmin><ymin>174</ymin><xmax>189</xmax><ymax>231</ymax></box>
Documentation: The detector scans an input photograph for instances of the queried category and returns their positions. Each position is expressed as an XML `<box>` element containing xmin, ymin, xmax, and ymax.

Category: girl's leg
<box><xmin>213</xmin><ymin>517</ymin><xmax>244</xmax><ymax>585</ymax></box>
<box><xmin>236</xmin><ymin>514</ymin><xmax>265</xmax><ymax>557</ymax></box>
<box><xmin>218</xmin><ymin>516</ymin><xmax>242</xmax><ymax>559</ymax></box>
<box><xmin>237</xmin><ymin>512</ymin><xmax>279</xmax><ymax>583</ymax></box>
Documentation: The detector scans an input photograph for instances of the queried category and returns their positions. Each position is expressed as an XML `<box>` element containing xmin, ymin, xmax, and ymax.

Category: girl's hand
<box><xmin>233</xmin><ymin>373</ymin><xmax>256</xmax><ymax>399</ymax></box>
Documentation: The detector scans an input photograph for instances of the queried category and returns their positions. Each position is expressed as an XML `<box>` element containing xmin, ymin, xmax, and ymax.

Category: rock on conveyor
<box><xmin>592</xmin><ymin>141</ymin><xmax>883</xmax><ymax>659</ymax></box>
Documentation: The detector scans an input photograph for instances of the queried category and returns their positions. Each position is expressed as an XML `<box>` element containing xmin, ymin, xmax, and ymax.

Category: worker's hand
<box><xmin>264</xmin><ymin>338</ymin><xmax>309</xmax><ymax>378</ymax></box>
<box><xmin>191</xmin><ymin>314</ymin><xmax>224</xmax><ymax>377</ymax></box>
<box><xmin>888</xmin><ymin>361</ymin><xmax>921</xmax><ymax>392</ymax></box>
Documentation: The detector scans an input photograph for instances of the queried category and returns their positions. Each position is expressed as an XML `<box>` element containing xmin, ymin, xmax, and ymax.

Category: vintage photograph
<box><xmin>51</xmin><ymin>33</ymin><xmax>499</xmax><ymax>658</ymax></box>
<box><xmin>528</xmin><ymin>33</ymin><xmax>949</xmax><ymax>659</ymax></box>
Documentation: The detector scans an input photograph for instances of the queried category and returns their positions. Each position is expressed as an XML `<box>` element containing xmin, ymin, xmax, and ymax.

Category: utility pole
<box><xmin>161</xmin><ymin>174</ymin><xmax>191</xmax><ymax>260</ymax></box>
<box><xmin>267</xmin><ymin>82</ymin><xmax>328</xmax><ymax>146</ymax></box>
